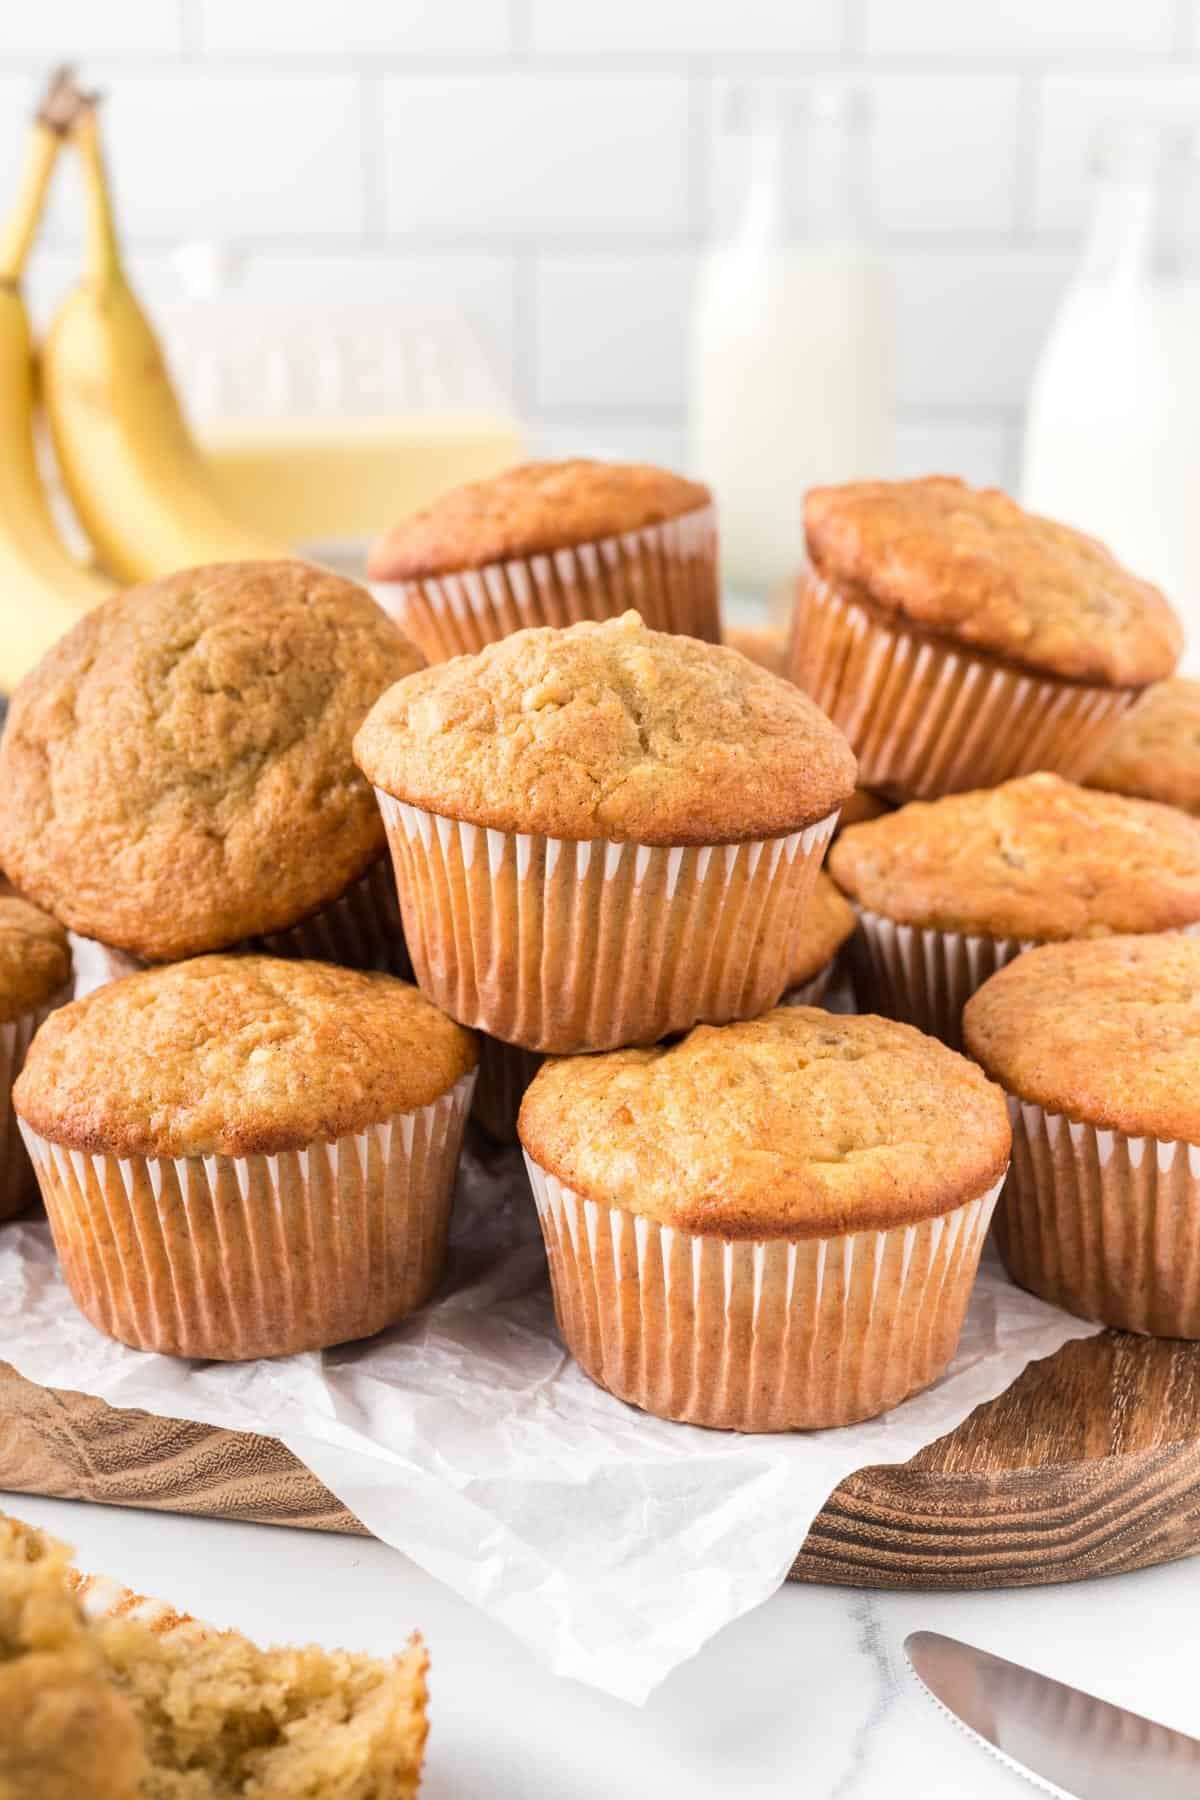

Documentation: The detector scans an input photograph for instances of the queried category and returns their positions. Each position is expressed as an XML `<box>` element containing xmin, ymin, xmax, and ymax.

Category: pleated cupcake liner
<box><xmin>250</xmin><ymin>854</ymin><xmax>411</xmax><ymax>977</ymax></box>
<box><xmin>997</xmin><ymin>1098</ymin><xmax>1200</xmax><ymax>1338</ymax></box>
<box><xmin>525</xmin><ymin>1156</ymin><xmax>1003</xmax><ymax>1432</ymax></box>
<box><xmin>850</xmin><ymin>908</ymin><xmax>1030</xmax><ymax>1050</ymax></box>
<box><xmin>376</xmin><ymin>792</ymin><xmax>839</xmax><ymax>1054</ymax></box>
<box><xmin>471</xmin><ymin>1037</ymin><xmax>545</xmax><ymax>1144</ymax></box>
<box><xmin>787</xmin><ymin>573</ymin><xmax>1135</xmax><ymax>800</ymax></box>
<box><xmin>851</xmin><ymin>913</ymin><xmax>1200</xmax><ymax>1050</ymax></box>
<box><xmin>1</xmin><ymin>984</ymin><xmax>73</xmax><ymax>1223</ymax></box>
<box><xmin>18</xmin><ymin>1070</ymin><xmax>476</xmax><ymax>1361</ymax></box>
<box><xmin>74</xmin><ymin>856</ymin><xmax>410</xmax><ymax>992</ymax></box>
<box><xmin>370</xmin><ymin>504</ymin><xmax>721</xmax><ymax>662</ymax></box>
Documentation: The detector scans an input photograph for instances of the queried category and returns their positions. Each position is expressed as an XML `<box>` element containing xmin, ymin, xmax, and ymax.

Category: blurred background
<box><xmin>1</xmin><ymin>1</ymin><xmax>1198</xmax><ymax>630</ymax></box>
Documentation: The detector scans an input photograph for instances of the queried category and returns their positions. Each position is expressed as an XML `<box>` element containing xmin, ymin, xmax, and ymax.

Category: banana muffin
<box><xmin>829</xmin><ymin>771</ymin><xmax>1200</xmax><ymax>1046</ymax></box>
<box><xmin>368</xmin><ymin>459</ymin><xmax>719</xmax><ymax>660</ymax></box>
<box><xmin>964</xmin><ymin>935</ymin><xmax>1200</xmax><ymax>1337</ymax></box>
<box><xmin>1087</xmin><ymin>676</ymin><xmax>1200</xmax><ymax>816</ymax></box>
<box><xmin>0</xmin><ymin>1515</ymin><xmax>429</xmax><ymax>1799</ymax></box>
<box><xmin>0</xmin><ymin>561</ymin><xmax>423</xmax><ymax>966</ymax></box>
<box><xmin>520</xmin><ymin>1008</ymin><xmax>1010</xmax><ymax>1431</ymax></box>
<box><xmin>473</xmin><ymin>870</ymin><xmax>858</xmax><ymax>1144</ymax></box>
<box><xmin>355</xmin><ymin>610</ymin><xmax>856</xmax><ymax>1053</ymax></box>
<box><xmin>14</xmin><ymin>955</ymin><xmax>477</xmax><ymax>1359</ymax></box>
<box><xmin>790</xmin><ymin>477</ymin><xmax>1181</xmax><ymax>799</ymax></box>
<box><xmin>0</xmin><ymin>894</ymin><xmax>71</xmax><ymax>1221</ymax></box>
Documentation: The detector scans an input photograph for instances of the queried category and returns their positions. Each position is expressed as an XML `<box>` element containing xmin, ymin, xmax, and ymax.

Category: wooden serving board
<box><xmin>3</xmin><ymin>1332</ymin><xmax>1200</xmax><ymax>1589</ymax></box>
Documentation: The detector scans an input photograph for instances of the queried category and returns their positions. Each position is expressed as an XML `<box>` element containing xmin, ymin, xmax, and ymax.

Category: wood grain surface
<box><xmin>3</xmin><ymin>1332</ymin><xmax>1200</xmax><ymax>1589</ymax></box>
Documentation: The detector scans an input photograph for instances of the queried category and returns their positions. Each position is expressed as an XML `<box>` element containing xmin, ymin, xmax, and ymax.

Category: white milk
<box><xmin>1021</xmin><ymin>130</ymin><xmax>1200</xmax><ymax>670</ymax></box>
<box><xmin>688</xmin><ymin>84</ymin><xmax>895</xmax><ymax>599</ymax></box>
<box><xmin>689</xmin><ymin>240</ymin><xmax>894</xmax><ymax>594</ymax></box>
<box><xmin>1022</xmin><ymin>279</ymin><xmax>1200</xmax><ymax>667</ymax></box>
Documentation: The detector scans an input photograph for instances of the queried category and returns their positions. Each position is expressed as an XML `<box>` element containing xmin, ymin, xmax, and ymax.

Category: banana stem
<box><xmin>0</xmin><ymin>68</ymin><xmax>88</xmax><ymax>287</ymax></box>
<box><xmin>73</xmin><ymin>101</ymin><xmax>124</xmax><ymax>288</ymax></box>
<box><xmin>0</xmin><ymin>123</ymin><xmax>62</xmax><ymax>287</ymax></box>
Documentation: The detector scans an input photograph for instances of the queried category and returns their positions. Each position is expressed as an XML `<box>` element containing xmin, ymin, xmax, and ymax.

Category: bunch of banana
<box><xmin>0</xmin><ymin>72</ymin><xmax>112</xmax><ymax>690</ymax></box>
<box><xmin>40</xmin><ymin>96</ymin><xmax>279</xmax><ymax>586</ymax></box>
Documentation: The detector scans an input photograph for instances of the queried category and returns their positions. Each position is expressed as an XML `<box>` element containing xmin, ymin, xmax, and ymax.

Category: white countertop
<box><xmin>10</xmin><ymin>1491</ymin><xmax>1199</xmax><ymax>1797</ymax></box>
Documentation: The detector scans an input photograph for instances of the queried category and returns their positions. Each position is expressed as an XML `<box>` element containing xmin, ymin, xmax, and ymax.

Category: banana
<box><xmin>40</xmin><ymin>100</ymin><xmax>280</xmax><ymax>585</ymax></box>
<box><xmin>0</xmin><ymin>75</ymin><xmax>113</xmax><ymax>691</ymax></box>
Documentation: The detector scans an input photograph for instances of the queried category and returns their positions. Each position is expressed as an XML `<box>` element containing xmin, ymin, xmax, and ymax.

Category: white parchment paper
<box><xmin>0</xmin><ymin>1143</ymin><xmax>1100</xmax><ymax>1703</ymax></box>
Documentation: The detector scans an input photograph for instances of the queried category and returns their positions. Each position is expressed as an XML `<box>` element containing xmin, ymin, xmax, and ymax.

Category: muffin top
<box><xmin>519</xmin><ymin>1008</ymin><xmax>1010</xmax><ymax>1238</ymax></box>
<box><xmin>0</xmin><ymin>562</ymin><xmax>423</xmax><ymax>963</ymax></box>
<box><xmin>355</xmin><ymin>610</ymin><xmax>856</xmax><ymax>843</ymax></box>
<box><xmin>1088</xmin><ymin>677</ymin><xmax>1200</xmax><ymax>816</ymax></box>
<box><xmin>0</xmin><ymin>896</ymin><xmax>70</xmax><ymax>1024</ymax></box>
<box><xmin>367</xmin><ymin>459</ymin><xmax>711</xmax><ymax>581</ymax></box>
<box><xmin>789</xmin><ymin>872</ymin><xmax>856</xmax><ymax>986</ymax></box>
<box><xmin>829</xmin><ymin>772</ymin><xmax>1200</xmax><ymax>941</ymax></box>
<box><xmin>805</xmin><ymin>476</ymin><xmax>1181</xmax><ymax>686</ymax></box>
<box><xmin>13</xmin><ymin>955</ymin><xmax>478</xmax><ymax>1159</ymax></box>
<box><xmin>964</xmin><ymin>935</ymin><xmax>1200</xmax><ymax>1143</ymax></box>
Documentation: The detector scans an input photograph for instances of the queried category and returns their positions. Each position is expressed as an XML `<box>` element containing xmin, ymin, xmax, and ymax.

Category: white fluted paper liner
<box><xmin>998</xmin><ymin>1098</ymin><xmax>1200</xmax><ymax>1337</ymax></box>
<box><xmin>1</xmin><ymin>984</ymin><xmax>72</xmax><ymax>1221</ymax></box>
<box><xmin>527</xmin><ymin>1159</ymin><xmax>1003</xmax><ymax>1430</ymax></box>
<box><xmin>251</xmin><ymin>855</ymin><xmax>411</xmax><ymax>976</ymax></box>
<box><xmin>17</xmin><ymin>1070</ymin><xmax>475</xmax><ymax>1360</ymax></box>
<box><xmin>851</xmin><ymin>908</ymin><xmax>1029</xmax><ymax>1049</ymax></box>
<box><xmin>788</xmin><ymin>574</ymin><xmax>1133</xmax><ymax>799</ymax></box>
<box><xmin>371</xmin><ymin>504</ymin><xmax>720</xmax><ymax>662</ymax></box>
<box><xmin>377</xmin><ymin>792</ymin><xmax>838</xmax><ymax>1052</ymax></box>
<box><xmin>0</xmin><ymin>1143</ymin><xmax>1100</xmax><ymax>1704</ymax></box>
<box><xmin>853</xmin><ymin>913</ymin><xmax>1200</xmax><ymax>1050</ymax></box>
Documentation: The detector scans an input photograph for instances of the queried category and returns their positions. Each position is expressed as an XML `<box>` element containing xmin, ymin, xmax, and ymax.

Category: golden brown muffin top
<box><xmin>1087</xmin><ymin>677</ymin><xmax>1200</xmax><ymax>816</ymax></box>
<box><xmin>520</xmin><ymin>1008</ymin><xmax>1010</xmax><ymax>1238</ymax></box>
<box><xmin>355</xmin><ymin>610</ymin><xmax>856</xmax><ymax>843</ymax></box>
<box><xmin>0</xmin><ymin>896</ymin><xmax>71</xmax><ymax>1024</ymax></box>
<box><xmin>0</xmin><ymin>562</ymin><xmax>423</xmax><ymax>963</ymax></box>
<box><xmin>829</xmin><ymin>772</ymin><xmax>1200</xmax><ymax>942</ymax></box>
<box><xmin>367</xmin><ymin>458</ymin><xmax>711</xmax><ymax>581</ymax></box>
<box><xmin>789</xmin><ymin>872</ymin><xmax>856</xmax><ymax>986</ymax></box>
<box><xmin>964</xmin><ymin>935</ymin><xmax>1200</xmax><ymax>1142</ymax></box>
<box><xmin>722</xmin><ymin>623</ymin><xmax>788</xmax><ymax>676</ymax></box>
<box><xmin>805</xmin><ymin>476</ymin><xmax>1181</xmax><ymax>686</ymax></box>
<box><xmin>13</xmin><ymin>955</ymin><xmax>478</xmax><ymax>1159</ymax></box>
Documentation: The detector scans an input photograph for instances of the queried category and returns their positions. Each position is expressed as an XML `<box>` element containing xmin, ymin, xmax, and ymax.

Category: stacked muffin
<box><xmin>791</xmin><ymin>477</ymin><xmax>1200</xmax><ymax>1347</ymax></box>
<box><xmin>2</xmin><ymin>456</ymin><xmax>1193</xmax><ymax>1432</ymax></box>
<box><xmin>0</xmin><ymin>558</ymin><xmax>479</xmax><ymax>1362</ymax></box>
<box><xmin>353</xmin><ymin>595</ymin><xmax>1025</xmax><ymax>1431</ymax></box>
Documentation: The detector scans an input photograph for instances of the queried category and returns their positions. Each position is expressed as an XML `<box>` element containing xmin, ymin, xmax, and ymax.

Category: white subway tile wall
<box><xmin>1</xmin><ymin>0</ymin><xmax>1195</xmax><ymax>487</ymax></box>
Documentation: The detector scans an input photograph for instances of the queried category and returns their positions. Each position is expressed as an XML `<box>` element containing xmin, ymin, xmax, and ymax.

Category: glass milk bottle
<box><xmin>1021</xmin><ymin>124</ymin><xmax>1200</xmax><ymax>668</ymax></box>
<box><xmin>688</xmin><ymin>84</ymin><xmax>895</xmax><ymax>602</ymax></box>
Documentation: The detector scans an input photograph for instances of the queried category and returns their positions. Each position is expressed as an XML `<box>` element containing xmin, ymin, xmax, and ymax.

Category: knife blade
<box><xmin>904</xmin><ymin>1630</ymin><xmax>1200</xmax><ymax>1798</ymax></box>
